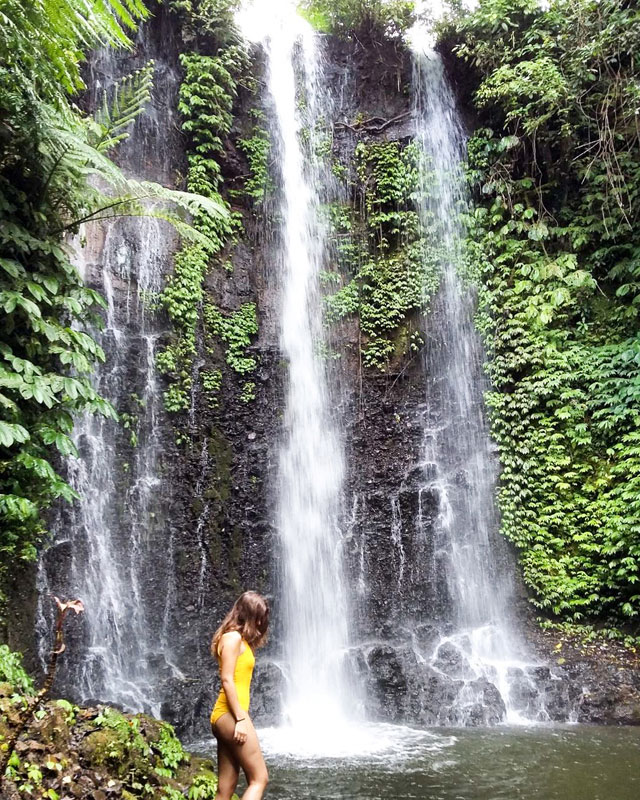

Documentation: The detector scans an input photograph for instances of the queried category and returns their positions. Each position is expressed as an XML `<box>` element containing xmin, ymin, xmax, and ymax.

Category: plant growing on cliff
<box><xmin>299</xmin><ymin>0</ymin><xmax>417</xmax><ymax>40</ymax></box>
<box><xmin>325</xmin><ymin>141</ymin><xmax>438</xmax><ymax>369</ymax></box>
<box><xmin>158</xmin><ymin>2</ymin><xmax>256</xmax><ymax>413</ymax></box>
<box><xmin>238</xmin><ymin>120</ymin><xmax>274</xmax><ymax>206</ymax></box>
<box><xmin>0</xmin><ymin>0</ymin><xmax>227</xmax><ymax>586</ymax></box>
<box><xmin>0</xmin><ymin>647</ymin><xmax>34</xmax><ymax>695</ymax></box>
<box><xmin>446</xmin><ymin>0</ymin><xmax>640</xmax><ymax>632</ymax></box>
<box><xmin>204</xmin><ymin>302</ymin><xmax>258</xmax><ymax>375</ymax></box>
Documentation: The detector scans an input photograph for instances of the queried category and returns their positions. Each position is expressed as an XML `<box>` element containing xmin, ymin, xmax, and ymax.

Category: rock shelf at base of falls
<box><xmin>529</xmin><ymin>626</ymin><xmax>640</xmax><ymax>726</ymax></box>
<box><xmin>335</xmin><ymin>624</ymin><xmax>640</xmax><ymax>728</ymax></box>
<box><xmin>0</xmin><ymin>681</ymin><xmax>217</xmax><ymax>800</ymax></box>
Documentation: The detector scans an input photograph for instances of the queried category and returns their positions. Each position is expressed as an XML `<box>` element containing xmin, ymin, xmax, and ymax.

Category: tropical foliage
<box><xmin>0</xmin><ymin>642</ymin><xmax>218</xmax><ymax>799</ymax></box>
<box><xmin>0</xmin><ymin>0</ymin><xmax>224</xmax><ymax>590</ymax></box>
<box><xmin>444</xmin><ymin>0</ymin><xmax>640</xmax><ymax>631</ymax></box>
<box><xmin>0</xmin><ymin>645</ymin><xmax>34</xmax><ymax>695</ymax></box>
<box><xmin>158</xmin><ymin>0</ymin><xmax>258</xmax><ymax>414</ymax></box>
<box><xmin>325</xmin><ymin>140</ymin><xmax>439</xmax><ymax>368</ymax></box>
<box><xmin>299</xmin><ymin>0</ymin><xmax>417</xmax><ymax>39</ymax></box>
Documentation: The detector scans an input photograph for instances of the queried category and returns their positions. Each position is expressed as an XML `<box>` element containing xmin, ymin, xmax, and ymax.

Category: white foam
<box><xmin>258</xmin><ymin>721</ymin><xmax>457</xmax><ymax>763</ymax></box>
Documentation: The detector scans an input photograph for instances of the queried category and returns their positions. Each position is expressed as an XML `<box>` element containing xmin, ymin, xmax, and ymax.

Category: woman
<box><xmin>210</xmin><ymin>591</ymin><xmax>270</xmax><ymax>800</ymax></box>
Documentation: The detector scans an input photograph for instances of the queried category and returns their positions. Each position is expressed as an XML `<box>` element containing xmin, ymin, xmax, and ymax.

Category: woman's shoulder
<box><xmin>217</xmin><ymin>629</ymin><xmax>242</xmax><ymax>658</ymax></box>
<box><xmin>220</xmin><ymin>630</ymin><xmax>242</xmax><ymax>645</ymax></box>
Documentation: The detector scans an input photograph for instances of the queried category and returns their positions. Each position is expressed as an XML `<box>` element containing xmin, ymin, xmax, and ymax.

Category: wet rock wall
<box><xmin>6</xmin><ymin>9</ymin><xmax>640</xmax><ymax>735</ymax></box>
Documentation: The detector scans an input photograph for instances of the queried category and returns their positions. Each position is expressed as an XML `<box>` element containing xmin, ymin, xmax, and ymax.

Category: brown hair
<box><xmin>211</xmin><ymin>591</ymin><xmax>270</xmax><ymax>656</ymax></box>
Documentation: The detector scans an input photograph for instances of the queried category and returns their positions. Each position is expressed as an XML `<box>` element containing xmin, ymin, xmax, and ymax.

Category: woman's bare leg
<box><xmin>212</xmin><ymin>714</ymin><xmax>268</xmax><ymax>800</ymax></box>
<box><xmin>212</xmin><ymin>717</ymin><xmax>240</xmax><ymax>800</ymax></box>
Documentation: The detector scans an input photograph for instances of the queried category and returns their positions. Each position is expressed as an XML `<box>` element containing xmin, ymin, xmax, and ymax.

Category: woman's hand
<box><xmin>234</xmin><ymin>718</ymin><xmax>248</xmax><ymax>744</ymax></box>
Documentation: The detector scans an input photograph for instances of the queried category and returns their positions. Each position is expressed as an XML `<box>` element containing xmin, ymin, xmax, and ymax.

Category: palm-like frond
<box><xmin>27</xmin><ymin>64</ymin><xmax>229</xmax><ymax>249</ymax></box>
<box><xmin>93</xmin><ymin>62</ymin><xmax>155</xmax><ymax>153</ymax></box>
<box><xmin>0</xmin><ymin>0</ymin><xmax>148</xmax><ymax>103</ymax></box>
<box><xmin>69</xmin><ymin>185</ymin><xmax>227</xmax><ymax>250</ymax></box>
<box><xmin>37</xmin><ymin>117</ymin><xmax>228</xmax><ymax>247</ymax></box>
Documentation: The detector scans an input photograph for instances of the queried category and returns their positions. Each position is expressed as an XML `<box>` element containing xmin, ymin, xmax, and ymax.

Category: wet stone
<box><xmin>456</xmin><ymin>678</ymin><xmax>506</xmax><ymax>726</ymax></box>
<box><xmin>433</xmin><ymin>642</ymin><xmax>474</xmax><ymax>679</ymax></box>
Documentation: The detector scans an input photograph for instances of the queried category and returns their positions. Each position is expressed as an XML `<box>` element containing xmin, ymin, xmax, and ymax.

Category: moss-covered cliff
<box><xmin>0</xmin><ymin>647</ymin><xmax>218</xmax><ymax>800</ymax></box>
<box><xmin>3</xmin><ymin>0</ymin><xmax>640</xmax><ymax>741</ymax></box>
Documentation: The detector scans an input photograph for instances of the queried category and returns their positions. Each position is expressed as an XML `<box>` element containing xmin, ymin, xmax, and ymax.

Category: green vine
<box><xmin>239</xmin><ymin>381</ymin><xmax>256</xmax><ymax>404</ymax></box>
<box><xmin>204</xmin><ymin>302</ymin><xmax>258</xmax><ymax>375</ymax></box>
<box><xmin>447</xmin><ymin>0</ymin><xmax>640</xmax><ymax>632</ymax></box>
<box><xmin>158</xmin><ymin>1</ymin><xmax>262</xmax><ymax>413</ymax></box>
<box><xmin>325</xmin><ymin>140</ymin><xmax>438</xmax><ymax>368</ymax></box>
<box><xmin>157</xmin><ymin>48</ymin><xmax>239</xmax><ymax>411</ymax></box>
<box><xmin>237</xmin><ymin>110</ymin><xmax>273</xmax><ymax>206</ymax></box>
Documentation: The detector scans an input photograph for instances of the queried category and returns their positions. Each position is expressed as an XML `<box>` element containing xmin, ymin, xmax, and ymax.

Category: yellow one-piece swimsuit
<box><xmin>210</xmin><ymin>638</ymin><xmax>255</xmax><ymax>726</ymax></box>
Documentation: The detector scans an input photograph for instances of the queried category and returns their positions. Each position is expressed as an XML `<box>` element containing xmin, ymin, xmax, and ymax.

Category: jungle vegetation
<box><xmin>0</xmin><ymin>0</ymin><xmax>224</xmax><ymax>602</ymax></box>
<box><xmin>442</xmin><ymin>0</ymin><xmax>640</xmax><ymax>636</ymax></box>
<box><xmin>304</xmin><ymin>0</ymin><xmax>640</xmax><ymax>638</ymax></box>
<box><xmin>1</xmin><ymin>0</ymin><xmax>639</xmax><ymax>642</ymax></box>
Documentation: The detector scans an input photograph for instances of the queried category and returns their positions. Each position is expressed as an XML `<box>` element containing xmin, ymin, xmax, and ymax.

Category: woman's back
<box><xmin>211</xmin><ymin>633</ymin><xmax>255</xmax><ymax>724</ymax></box>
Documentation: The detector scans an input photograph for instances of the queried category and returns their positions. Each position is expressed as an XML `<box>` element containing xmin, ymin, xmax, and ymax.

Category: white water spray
<box><xmin>238</xmin><ymin>0</ymin><xmax>361</xmax><ymax>750</ymax></box>
<box><xmin>36</xmin><ymin>44</ymin><xmax>181</xmax><ymax>713</ymax></box>
<box><xmin>410</xmin><ymin>24</ymin><xmax>551</xmax><ymax>723</ymax></box>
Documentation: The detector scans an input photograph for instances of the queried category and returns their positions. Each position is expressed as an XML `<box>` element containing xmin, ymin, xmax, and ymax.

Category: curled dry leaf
<box><xmin>54</xmin><ymin>596</ymin><xmax>85</xmax><ymax>615</ymax></box>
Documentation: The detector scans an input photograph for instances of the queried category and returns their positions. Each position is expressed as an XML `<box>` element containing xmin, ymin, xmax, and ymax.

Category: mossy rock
<box><xmin>30</xmin><ymin>704</ymin><xmax>71</xmax><ymax>750</ymax></box>
<box><xmin>0</xmin><ymin>694</ymin><xmax>23</xmax><ymax>726</ymax></box>
<box><xmin>0</xmin><ymin>681</ymin><xmax>16</xmax><ymax>697</ymax></box>
<box><xmin>174</xmin><ymin>754</ymin><xmax>216</xmax><ymax>787</ymax></box>
<box><xmin>133</xmin><ymin>712</ymin><xmax>166</xmax><ymax>744</ymax></box>
<box><xmin>0</xmin><ymin>715</ymin><xmax>11</xmax><ymax>744</ymax></box>
<box><xmin>0</xmin><ymin>662</ymin><xmax>218</xmax><ymax>799</ymax></box>
<box><xmin>79</xmin><ymin>728</ymin><xmax>132</xmax><ymax>771</ymax></box>
<box><xmin>392</xmin><ymin>321</ymin><xmax>412</xmax><ymax>363</ymax></box>
<box><xmin>78</xmin><ymin>715</ymin><xmax>155</xmax><ymax>783</ymax></box>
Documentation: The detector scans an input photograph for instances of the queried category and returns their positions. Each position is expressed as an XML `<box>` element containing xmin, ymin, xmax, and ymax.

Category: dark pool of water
<box><xmin>198</xmin><ymin>724</ymin><xmax>640</xmax><ymax>800</ymax></box>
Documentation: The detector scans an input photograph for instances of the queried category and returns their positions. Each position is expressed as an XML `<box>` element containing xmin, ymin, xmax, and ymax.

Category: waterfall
<box><xmin>237</xmin><ymin>0</ymin><xmax>359</xmax><ymax>747</ymax></box>
<box><xmin>36</xmin><ymin>33</ymin><xmax>181</xmax><ymax>714</ymax></box>
<box><xmin>410</xmin><ymin>33</ymin><xmax>557</xmax><ymax>723</ymax></box>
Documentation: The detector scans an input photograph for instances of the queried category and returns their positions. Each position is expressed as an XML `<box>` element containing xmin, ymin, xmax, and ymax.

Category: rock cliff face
<box><xmin>7</xmin><ymin>6</ymin><xmax>640</xmax><ymax>736</ymax></box>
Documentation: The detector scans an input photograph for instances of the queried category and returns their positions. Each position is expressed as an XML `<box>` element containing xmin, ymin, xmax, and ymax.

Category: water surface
<box><xmin>198</xmin><ymin>723</ymin><xmax>639</xmax><ymax>800</ymax></box>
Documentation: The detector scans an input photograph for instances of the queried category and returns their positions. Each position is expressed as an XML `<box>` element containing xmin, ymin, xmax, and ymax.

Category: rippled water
<box><xmin>195</xmin><ymin>723</ymin><xmax>640</xmax><ymax>800</ymax></box>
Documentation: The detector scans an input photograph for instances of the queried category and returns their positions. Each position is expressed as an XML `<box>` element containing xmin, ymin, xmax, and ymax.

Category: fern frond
<box><xmin>24</xmin><ymin>68</ymin><xmax>229</xmax><ymax>249</ymax></box>
<box><xmin>93</xmin><ymin>62</ymin><xmax>155</xmax><ymax>153</ymax></box>
<box><xmin>39</xmin><ymin>120</ymin><xmax>131</xmax><ymax>194</ymax></box>
<box><xmin>130</xmin><ymin>181</ymin><xmax>229</xmax><ymax>222</ymax></box>
<box><xmin>65</xmin><ymin>184</ymin><xmax>227</xmax><ymax>246</ymax></box>
<box><xmin>0</xmin><ymin>0</ymin><xmax>149</xmax><ymax>107</ymax></box>
<box><xmin>76</xmin><ymin>204</ymin><xmax>219</xmax><ymax>248</ymax></box>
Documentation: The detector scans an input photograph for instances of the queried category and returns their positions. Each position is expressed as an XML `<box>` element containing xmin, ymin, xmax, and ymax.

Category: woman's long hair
<box><xmin>211</xmin><ymin>591</ymin><xmax>270</xmax><ymax>656</ymax></box>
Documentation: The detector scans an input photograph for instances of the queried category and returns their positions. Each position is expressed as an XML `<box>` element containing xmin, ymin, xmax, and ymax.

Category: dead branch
<box><xmin>335</xmin><ymin>112</ymin><xmax>411</xmax><ymax>136</ymax></box>
<box><xmin>0</xmin><ymin>597</ymin><xmax>84</xmax><ymax>782</ymax></box>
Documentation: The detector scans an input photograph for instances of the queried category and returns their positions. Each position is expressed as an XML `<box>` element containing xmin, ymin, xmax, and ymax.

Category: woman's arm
<box><xmin>218</xmin><ymin>631</ymin><xmax>249</xmax><ymax>744</ymax></box>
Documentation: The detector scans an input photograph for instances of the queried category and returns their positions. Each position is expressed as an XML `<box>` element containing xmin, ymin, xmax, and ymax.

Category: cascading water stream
<box><xmin>30</xmin><ymin>0</ymin><xmax>580</xmax><ymax>741</ymax></box>
<box><xmin>36</xmin><ymin>38</ymin><xmax>181</xmax><ymax>714</ymax></box>
<box><xmin>410</xmin><ymin>28</ymin><xmax>555</xmax><ymax>724</ymax></box>
<box><xmin>237</xmin><ymin>0</ymin><xmax>362</xmax><ymax>753</ymax></box>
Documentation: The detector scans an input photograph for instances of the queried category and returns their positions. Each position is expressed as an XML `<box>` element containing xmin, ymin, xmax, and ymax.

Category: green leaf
<box><xmin>0</xmin><ymin>422</ymin><xmax>30</xmax><ymax>448</ymax></box>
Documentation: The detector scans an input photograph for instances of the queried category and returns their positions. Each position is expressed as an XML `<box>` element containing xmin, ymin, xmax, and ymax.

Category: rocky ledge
<box><xmin>342</xmin><ymin>625</ymin><xmax>640</xmax><ymax>728</ymax></box>
<box><xmin>532</xmin><ymin>627</ymin><xmax>640</xmax><ymax>726</ymax></box>
<box><xmin>0</xmin><ymin>683</ymin><xmax>217</xmax><ymax>800</ymax></box>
